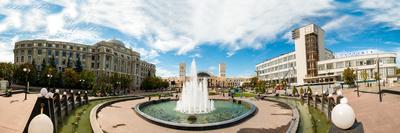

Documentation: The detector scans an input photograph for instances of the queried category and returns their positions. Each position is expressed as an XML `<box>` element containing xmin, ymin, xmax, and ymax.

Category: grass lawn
<box><xmin>58</xmin><ymin>99</ymin><xmax>111</xmax><ymax>133</ymax></box>
<box><xmin>233</xmin><ymin>92</ymin><xmax>256</xmax><ymax>97</ymax></box>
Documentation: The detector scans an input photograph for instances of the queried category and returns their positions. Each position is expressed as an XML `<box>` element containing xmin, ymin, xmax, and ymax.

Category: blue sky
<box><xmin>0</xmin><ymin>0</ymin><xmax>399</xmax><ymax>77</ymax></box>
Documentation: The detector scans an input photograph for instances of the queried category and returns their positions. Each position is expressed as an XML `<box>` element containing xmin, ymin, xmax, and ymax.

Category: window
<box><xmin>55</xmin><ymin>51</ymin><xmax>59</xmax><ymax>56</ymax></box>
<box><xmin>16</xmin><ymin>57</ymin><xmax>19</xmax><ymax>62</ymax></box>
<box><xmin>336</xmin><ymin>62</ymin><xmax>344</xmax><ymax>69</ymax></box>
<box><xmin>63</xmin><ymin>45</ymin><xmax>66</xmax><ymax>49</ymax></box>
<box><xmin>20</xmin><ymin>50</ymin><xmax>24</xmax><ymax>55</ymax></box>
<box><xmin>28</xmin><ymin>50</ymin><xmax>32</xmax><ymax>55</ymax></box>
<box><xmin>326</xmin><ymin>63</ymin><xmax>334</xmax><ymax>69</ymax></box>
<box><xmin>62</xmin><ymin>51</ymin><xmax>66</xmax><ymax>57</ymax></box>
<box><xmin>28</xmin><ymin>44</ymin><xmax>33</xmax><ymax>47</ymax></box>
<box><xmin>38</xmin><ymin>49</ymin><xmax>42</xmax><ymax>55</ymax></box>
<box><xmin>47</xmin><ymin>44</ymin><xmax>52</xmax><ymax>47</ymax></box>
<box><xmin>38</xmin><ymin>43</ymin><xmax>42</xmax><ymax>47</ymax></box>
<box><xmin>21</xmin><ymin>56</ymin><xmax>24</xmax><ymax>63</ymax></box>
<box><xmin>47</xmin><ymin>50</ymin><xmax>52</xmax><ymax>56</ymax></box>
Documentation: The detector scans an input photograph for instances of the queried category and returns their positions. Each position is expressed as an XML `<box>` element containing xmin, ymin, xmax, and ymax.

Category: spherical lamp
<box><xmin>331</xmin><ymin>97</ymin><xmax>355</xmax><ymax>129</ymax></box>
<box><xmin>28</xmin><ymin>114</ymin><xmax>53</xmax><ymax>133</ymax></box>
<box><xmin>40</xmin><ymin>88</ymin><xmax>48</xmax><ymax>97</ymax></box>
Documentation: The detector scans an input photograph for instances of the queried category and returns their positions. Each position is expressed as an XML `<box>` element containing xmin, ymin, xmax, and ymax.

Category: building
<box><xmin>179</xmin><ymin>63</ymin><xmax>186</xmax><ymax>78</ymax></box>
<box><xmin>256</xmin><ymin>24</ymin><xmax>397</xmax><ymax>86</ymax></box>
<box><xmin>164</xmin><ymin>63</ymin><xmax>249</xmax><ymax>90</ymax></box>
<box><xmin>13</xmin><ymin>39</ymin><xmax>156</xmax><ymax>90</ymax></box>
<box><xmin>218</xmin><ymin>63</ymin><xmax>226</xmax><ymax>78</ymax></box>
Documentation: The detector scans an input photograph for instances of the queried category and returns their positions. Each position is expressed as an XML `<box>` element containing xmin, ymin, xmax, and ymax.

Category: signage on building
<box><xmin>335</xmin><ymin>49</ymin><xmax>377</xmax><ymax>58</ymax></box>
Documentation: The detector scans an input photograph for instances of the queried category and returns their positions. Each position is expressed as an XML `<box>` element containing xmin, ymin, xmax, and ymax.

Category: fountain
<box><xmin>133</xmin><ymin>59</ymin><xmax>257</xmax><ymax>130</ymax></box>
<box><xmin>175</xmin><ymin>59</ymin><xmax>215</xmax><ymax>114</ymax></box>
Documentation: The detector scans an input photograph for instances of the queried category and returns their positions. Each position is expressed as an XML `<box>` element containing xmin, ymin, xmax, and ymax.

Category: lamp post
<box><xmin>355</xmin><ymin>68</ymin><xmax>359</xmax><ymax>97</ymax></box>
<box><xmin>47</xmin><ymin>74</ymin><xmax>53</xmax><ymax>92</ymax></box>
<box><xmin>376</xmin><ymin>57</ymin><xmax>382</xmax><ymax>102</ymax></box>
<box><xmin>116</xmin><ymin>81</ymin><xmax>121</xmax><ymax>95</ymax></box>
<box><xmin>23</xmin><ymin>68</ymin><xmax>31</xmax><ymax>100</ymax></box>
<box><xmin>79</xmin><ymin>79</ymin><xmax>85</xmax><ymax>90</ymax></box>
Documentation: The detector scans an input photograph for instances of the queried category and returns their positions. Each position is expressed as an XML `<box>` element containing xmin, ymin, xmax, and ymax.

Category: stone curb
<box><xmin>133</xmin><ymin>99</ymin><xmax>258</xmax><ymax>130</ymax></box>
<box><xmin>89</xmin><ymin>96</ymin><xmax>144</xmax><ymax>133</ymax></box>
<box><xmin>263</xmin><ymin>98</ymin><xmax>299</xmax><ymax>133</ymax></box>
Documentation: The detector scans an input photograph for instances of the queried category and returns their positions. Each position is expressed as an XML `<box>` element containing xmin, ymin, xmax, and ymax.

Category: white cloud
<box><xmin>156</xmin><ymin>67</ymin><xmax>178</xmax><ymax>77</ymax></box>
<box><xmin>322</xmin><ymin>15</ymin><xmax>350</xmax><ymax>31</ymax></box>
<box><xmin>358</xmin><ymin>0</ymin><xmax>400</xmax><ymax>29</ymax></box>
<box><xmin>78</xmin><ymin>0</ymin><xmax>334</xmax><ymax>54</ymax></box>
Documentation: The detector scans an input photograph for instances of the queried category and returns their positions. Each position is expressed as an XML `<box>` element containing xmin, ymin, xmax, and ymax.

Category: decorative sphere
<box><xmin>337</xmin><ymin>90</ymin><xmax>342</xmax><ymax>96</ymax></box>
<box><xmin>328</xmin><ymin>94</ymin><xmax>333</xmax><ymax>97</ymax></box>
<box><xmin>63</xmin><ymin>92</ymin><xmax>67</xmax><ymax>95</ymax></box>
<box><xmin>46</xmin><ymin>92</ymin><xmax>54</xmax><ymax>99</ymax></box>
<box><xmin>55</xmin><ymin>89</ymin><xmax>60</xmax><ymax>93</ymax></box>
<box><xmin>40</xmin><ymin>88</ymin><xmax>48</xmax><ymax>97</ymax></box>
<box><xmin>28</xmin><ymin>114</ymin><xmax>53</xmax><ymax>133</ymax></box>
<box><xmin>331</xmin><ymin>97</ymin><xmax>355</xmax><ymax>129</ymax></box>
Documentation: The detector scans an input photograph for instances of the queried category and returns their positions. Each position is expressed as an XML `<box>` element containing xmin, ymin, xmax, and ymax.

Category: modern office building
<box><xmin>256</xmin><ymin>24</ymin><xmax>397</xmax><ymax>86</ymax></box>
<box><xmin>13</xmin><ymin>39</ymin><xmax>156</xmax><ymax>89</ymax></box>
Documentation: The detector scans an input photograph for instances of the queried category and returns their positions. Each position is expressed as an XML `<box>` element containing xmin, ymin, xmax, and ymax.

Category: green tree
<box><xmin>79</xmin><ymin>70</ymin><xmax>96</xmax><ymax>90</ymax></box>
<box><xmin>63</xmin><ymin>68</ymin><xmax>78</xmax><ymax>89</ymax></box>
<box><xmin>307</xmin><ymin>86</ymin><xmax>312</xmax><ymax>95</ymax></box>
<box><xmin>292</xmin><ymin>86</ymin><xmax>298</xmax><ymax>96</ymax></box>
<box><xmin>397</xmin><ymin>68</ymin><xmax>400</xmax><ymax>74</ymax></box>
<box><xmin>299</xmin><ymin>87</ymin><xmax>304</xmax><ymax>96</ymax></box>
<box><xmin>361</xmin><ymin>70</ymin><xmax>368</xmax><ymax>86</ymax></box>
<box><xmin>0</xmin><ymin>62</ymin><xmax>16</xmax><ymax>87</ymax></box>
<box><xmin>343</xmin><ymin>67</ymin><xmax>356</xmax><ymax>85</ymax></box>
<box><xmin>49</xmin><ymin>55</ymin><xmax>57</xmax><ymax>68</ymax></box>
<box><xmin>374</xmin><ymin>71</ymin><xmax>381</xmax><ymax>81</ymax></box>
<box><xmin>75</xmin><ymin>54</ymin><xmax>83</xmax><ymax>73</ymax></box>
<box><xmin>249</xmin><ymin>77</ymin><xmax>258</xmax><ymax>89</ymax></box>
<box><xmin>41</xmin><ymin>59</ymin><xmax>47</xmax><ymax>71</ymax></box>
<box><xmin>14</xmin><ymin>63</ymin><xmax>36</xmax><ymax>85</ymax></box>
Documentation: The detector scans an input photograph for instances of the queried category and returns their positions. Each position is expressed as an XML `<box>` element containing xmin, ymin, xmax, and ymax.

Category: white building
<box><xmin>256</xmin><ymin>24</ymin><xmax>397</xmax><ymax>86</ymax></box>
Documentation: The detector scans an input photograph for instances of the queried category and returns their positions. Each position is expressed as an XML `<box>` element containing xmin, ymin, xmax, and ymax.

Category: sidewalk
<box><xmin>342</xmin><ymin>88</ymin><xmax>400</xmax><ymax>133</ymax></box>
<box><xmin>0</xmin><ymin>93</ymin><xmax>39</xmax><ymax>133</ymax></box>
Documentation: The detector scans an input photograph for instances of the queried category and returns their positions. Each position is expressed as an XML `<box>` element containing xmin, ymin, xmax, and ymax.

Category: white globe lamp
<box><xmin>331</xmin><ymin>97</ymin><xmax>356</xmax><ymax>129</ymax></box>
<box><xmin>28</xmin><ymin>114</ymin><xmax>53</xmax><ymax>133</ymax></box>
<box><xmin>40</xmin><ymin>88</ymin><xmax>48</xmax><ymax>97</ymax></box>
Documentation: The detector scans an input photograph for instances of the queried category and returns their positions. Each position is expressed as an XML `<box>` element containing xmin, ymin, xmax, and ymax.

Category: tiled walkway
<box><xmin>0</xmin><ymin>94</ymin><xmax>38</xmax><ymax>133</ymax></box>
<box><xmin>97</xmin><ymin>96</ymin><xmax>293</xmax><ymax>133</ymax></box>
<box><xmin>342</xmin><ymin>88</ymin><xmax>400</xmax><ymax>133</ymax></box>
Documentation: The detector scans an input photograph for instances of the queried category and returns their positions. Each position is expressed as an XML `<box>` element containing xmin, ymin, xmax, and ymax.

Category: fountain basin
<box><xmin>133</xmin><ymin>99</ymin><xmax>257</xmax><ymax>130</ymax></box>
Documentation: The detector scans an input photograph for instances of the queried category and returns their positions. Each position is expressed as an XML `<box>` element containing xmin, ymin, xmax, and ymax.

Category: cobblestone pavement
<box><xmin>97</xmin><ymin>95</ymin><xmax>293</xmax><ymax>133</ymax></box>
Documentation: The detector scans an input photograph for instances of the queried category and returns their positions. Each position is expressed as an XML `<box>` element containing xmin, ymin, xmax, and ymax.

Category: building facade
<box><xmin>164</xmin><ymin>63</ymin><xmax>249</xmax><ymax>90</ymax></box>
<box><xmin>256</xmin><ymin>24</ymin><xmax>397</xmax><ymax>86</ymax></box>
<box><xmin>13</xmin><ymin>39</ymin><xmax>156</xmax><ymax>89</ymax></box>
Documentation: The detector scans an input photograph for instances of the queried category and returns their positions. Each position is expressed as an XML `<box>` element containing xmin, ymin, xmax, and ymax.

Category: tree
<box><xmin>343</xmin><ymin>67</ymin><xmax>356</xmax><ymax>85</ymax></box>
<box><xmin>41</xmin><ymin>59</ymin><xmax>47</xmax><ymax>71</ymax></box>
<box><xmin>299</xmin><ymin>87</ymin><xmax>304</xmax><ymax>96</ymax></box>
<box><xmin>292</xmin><ymin>86</ymin><xmax>298</xmax><ymax>96</ymax></box>
<box><xmin>307</xmin><ymin>86</ymin><xmax>312</xmax><ymax>95</ymax></box>
<box><xmin>63</xmin><ymin>68</ymin><xmax>78</xmax><ymax>89</ymax></box>
<box><xmin>79</xmin><ymin>70</ymin><xmax>96</xmax><ymax>90</ymax></box>
<box><xmin>397</xmin><ymin>68</ymin><xmax>400</xmax><ymax>74</ymax></box>
<box><xmin>75</xmin><ymin>54</ymin><xmax>83</xmax><ymax>73</ymax></box>
<box><xmin>49</xmin><ymin>55</ymin><xmax>57</xmax><ymax>68</ymax></box>
<box><xmin>249</xmin><ymin>77</ymin><xmax>258</xmax><ymax>89</ymax></box>
<box><xmin>0</xmin><ymin>62</ymin><xmax>16</xmax><ymax>87</ymax></box>
<box><xmin>374</xmin><ymin>71</ymin><xmax>381</xmax><ymax>81</ymax></box>
<box><xmin>361</xmin><ymin>70</ymin><xmax>368</xmax><ymax>86</ymax></box>
<box><xmin>14</xmin><ymin>63</ymin><xmax>36</xmax><ymax>85</ymax></box>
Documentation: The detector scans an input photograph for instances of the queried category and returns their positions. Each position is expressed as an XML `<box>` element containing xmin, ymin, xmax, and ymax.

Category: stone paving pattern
<box><xmin>97</xmin><ymin>95</ymin><xmax>293</xmax><ymax>133</ymax></box>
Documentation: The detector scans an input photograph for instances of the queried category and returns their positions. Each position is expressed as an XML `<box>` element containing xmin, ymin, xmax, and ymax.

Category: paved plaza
<box><xmin>97</xmin><ymin>95</ymin><xmax>293</xmax><ymax>133</ymax></box>
<box><xmin>0</xmin><ymin>93</ymin><xmax>38</xmax><ymax>133</ymax></box>
<box><xmin>342</xmin><ymin>88</ymin><xmax>400</xmax><ymax>133</ymax></box>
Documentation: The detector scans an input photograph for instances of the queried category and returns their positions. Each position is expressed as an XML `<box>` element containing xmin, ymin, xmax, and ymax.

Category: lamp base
<box><xmin>329</xmin><ymin>122</ymin><xmax>364</xmax><ymax>133</ymax></box>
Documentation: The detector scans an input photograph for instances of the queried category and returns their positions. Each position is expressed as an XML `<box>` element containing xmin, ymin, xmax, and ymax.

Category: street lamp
<box><xmin>354</xmin><ymin>68</ymin><xmax>359</xmax><ymax>97</ymax></box>
<box><xmin>47</xmin><ymin>74</ymin><xmax>53</xmax><ymax>92</ymax></box>
<box><xmin>376</xmin><ymin>57</ymin><xmax>382</xmax><ymax>102</ymax></box>
<box><xmin>23</xmin><ymin>68</ymin><xmax>31</xmax><ymax>100</ymax></box>
<box><xmin>116</xmin><ymin>81</ymin><xmax>121</xmax><ymax>95</ymax></box>
<box><xmin>79</xmin><ymin>79</ymin><xmax>85</xmax><ymax>90</ymax></box>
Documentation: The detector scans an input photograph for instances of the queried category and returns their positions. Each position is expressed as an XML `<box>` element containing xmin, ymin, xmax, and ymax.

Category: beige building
<box><xmin>164</xmin><ymin>63</ymin><xmax>249</xmax><ymax>90</ymax></box>
<box><xmin>13</xmin><ymin>39</ymin><xmax>156</xmax><ymax>90</ymax></box>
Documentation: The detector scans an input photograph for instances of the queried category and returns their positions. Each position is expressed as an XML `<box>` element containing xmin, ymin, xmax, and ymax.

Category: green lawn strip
<box><xmin>58</xmin><ymin>99</ymin><xmax>113</xmax><ymax>133</ymax></box>
<box><xmin>233</xmin><ymin>92</ymin><xmax>256</xmax><ymax>97</ymax></box>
